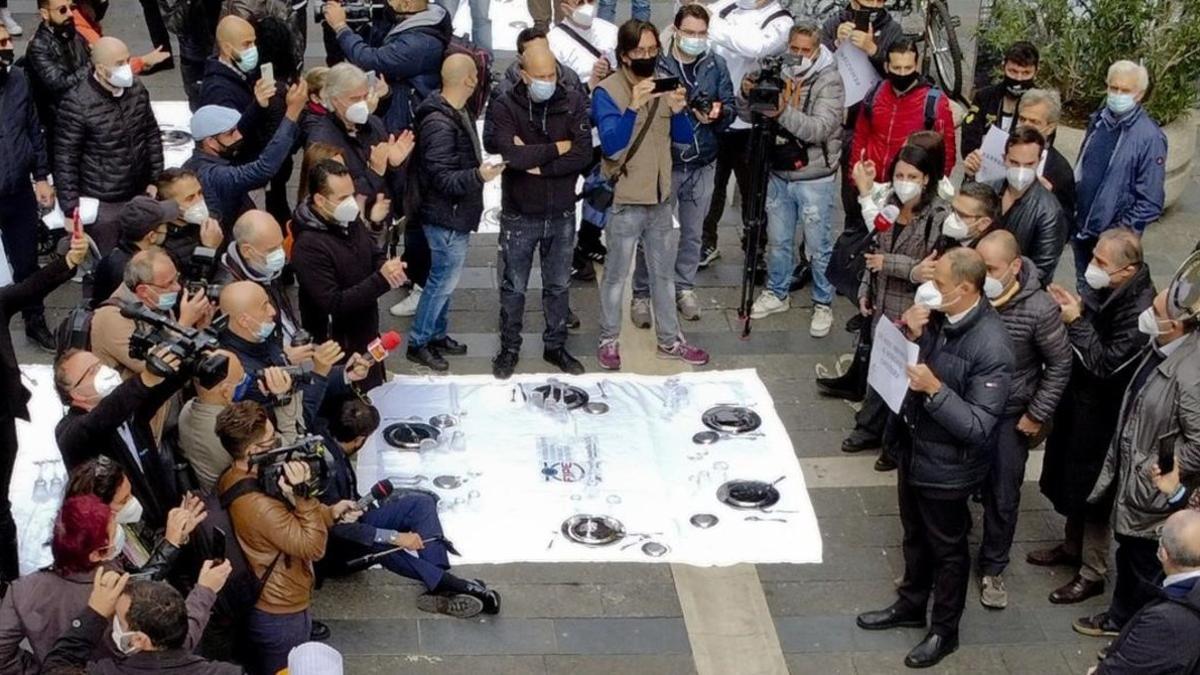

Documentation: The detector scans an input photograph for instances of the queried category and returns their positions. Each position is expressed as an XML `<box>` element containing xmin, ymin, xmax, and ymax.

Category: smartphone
<box><xmin>1159</xmin><ymin>443</ymin><xmax>1176</xmax><ymax>475</ymax></box>
<box><xmin>260</xmin><ymin>62</ymin><xmax>275</xmax><ymax>87</ymax></box>
<box><xmin>651</xmin><ymin>76</ymin><xmax>680</xmax><ymax>94</ymax></box>
<box><xmin>212</xmin><ymin>527</ymin><xmax>227</xmax><ymax>565</ymax></box>
<box><xmin>853</xmin><ymin>9</ymin><xmax>870</xmax><ymax>32</ymax></box>
<box><xmin>366</xmin><ymin>70</ymin><xmax>378</xmax><ymax>94</ymax></box>
<box><xmin>71</xmin><ymin>207</ymin><xmax>82</xmax><ymax>239</ymax></box>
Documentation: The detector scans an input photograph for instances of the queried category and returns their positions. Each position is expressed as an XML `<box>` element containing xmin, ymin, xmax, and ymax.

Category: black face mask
<box><xmin>1003</xmin><ymin>75</ymin><xmax>1034</xmax><ymax>98</ymax></box>
<box><xmin>627</xmin><ymin>57</ymin><xmax>657</xmax><ymax>78</ymax></box>
<box><xmin>888</xmin><ymin>71</ymin><xmax>918</xmax><ymax>93</ymax></box>
<box><xmin>0</xmin><ymin>48</ymin><xmax>13</xmax><ymax>83</ymax></box>
<box><xmin>217</xmin><ymin>138</ymin><xmax>244</xmax><ymax>160</ymax></box>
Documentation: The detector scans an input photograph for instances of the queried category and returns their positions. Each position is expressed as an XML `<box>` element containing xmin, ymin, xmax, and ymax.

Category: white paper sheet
<box><xmin>976</xmin><ymin>125</ymin><xmax>1010</xmax><ymax>184</ymax></box>
<box><xmin>12</xmin><ymin>365</ymin><xmax>69</xmax><ymax>574</ymax></box>
<box><xmin>835</xmin><ymin>43</ymin><xmax>881</xmax><ymax>107</ymax></box>
<box><xmin>867</xmin><ymin>319</ymin><xmax>919</xmax><ymax>414</ymax></box>
<box><xmin>357</xmin><ymin>369</ymin><xmax>823</xmax><ymax>566</ymax></box>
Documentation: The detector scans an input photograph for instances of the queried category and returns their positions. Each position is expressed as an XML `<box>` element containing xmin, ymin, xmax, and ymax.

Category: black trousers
<box><xmin>498</xmin><ymin>210</ymin><xmax>575</xmax><ymax>353</ymax></box>
<box><xmin>180</xmin><ymin>56</ymin><xmax>206</xmax><ymax>111</ymax></box>
<box><xmin>138</xmin><ymin>0</ymin><xmax>173</xmax><ymax>53</ymax></box>
<box><xmin>854</xmin><ymin>388</ymin><xmax>889</xmax><ymax>440</ymax></box>
<box><xmin>0</xmin><ymin>185</ymin><xmax>43</xmax><ymax>321</ymax></box>
<box><xmin>1109</xmin><ymin>533</ymin><xmax>1164</xmax><ymax>627</ymax></box>
<box><xmin>701</xmin><ymin>129</ymin><xmax>752</xmax><ymax>251</ymax></box>
<box><xmin>896</xmin><ymin>471</ymin><xmax>972</xmax><ymax>637</ymax></box>
<box><xmin>404</xmin><ymin>222</ymin><xmax>431</xmax><ymax>288</ymax></box>
<box><xmin>979</xmin><ymin>415</ymin><xmax>1026</xmax><ymax>576</ymax></box>
<box><xmin>0</xmin><ymin>417</ymin><xmax>20</xmax><ymax>583</ymax></box>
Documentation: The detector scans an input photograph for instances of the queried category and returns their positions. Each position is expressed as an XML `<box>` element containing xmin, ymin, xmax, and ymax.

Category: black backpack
<box><xmin>446</xmin><ymin>35</ymin><xmax>494</xmax><ymax>119</ymax></box>
<box><xmin>54</xmin><ymin>298</ymin><xmax>119</xmax><ymax>358</ymax></box>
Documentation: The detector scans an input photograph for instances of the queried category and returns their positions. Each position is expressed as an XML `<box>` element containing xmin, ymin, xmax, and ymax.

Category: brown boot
<box><xmin>1026</xmin><ymin>544</ymin><xmax>1081</xmax><ymax>568</ymax></box>
<box><xmin>1049</xmin><ymin>575</ymin><xmax>1105</xmax><ymax>604</ymax></box>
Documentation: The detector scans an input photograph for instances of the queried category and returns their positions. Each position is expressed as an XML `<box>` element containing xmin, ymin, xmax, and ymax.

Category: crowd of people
<box><xmin>0</xmin><ymin>0</ymin><xmax>1195</xmax><ymax>671</ymax></box>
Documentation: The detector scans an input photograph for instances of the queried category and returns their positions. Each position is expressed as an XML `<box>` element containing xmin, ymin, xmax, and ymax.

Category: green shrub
<box><xmin>979</xmin><ymin>0</ymin><xmax>1200</xmax><ymax>126</ymax></box>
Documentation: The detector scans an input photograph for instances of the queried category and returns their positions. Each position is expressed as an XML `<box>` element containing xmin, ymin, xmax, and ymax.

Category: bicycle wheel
<box><xmin>924</xmin><ymin>0</ymin><xmax>963</xmax><ymax>101</ymax></box>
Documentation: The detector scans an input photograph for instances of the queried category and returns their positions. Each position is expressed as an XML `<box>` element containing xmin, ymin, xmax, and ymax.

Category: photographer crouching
<box><xmin>317</xmin><ymin>398</ymin><xmax>500</xmax><ymax>618</ymax></box>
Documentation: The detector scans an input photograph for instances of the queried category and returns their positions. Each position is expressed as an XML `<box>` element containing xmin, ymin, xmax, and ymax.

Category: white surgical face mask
<box><xmin>111</xmin><ymin>615</ymin><xmax>140</xmax><ymax>655</ymax></box>
<box><xmin>1084</xmin><ymin>263</ymin><xmax>1111</xmax><ymax>290</ymax></box>
<box><xmin>893</xmin><ymin>179</ymin><xmax>922</xmax><ymax>204</ymax></box>
<box><xmin>263</xmin><ymin>247</ymin><xmax>287</xmax><ymax>274</ymax></box>
<box><xmin>913</xmin><ymin>280</ymin><xmax>944</xmax><ymax>309</ymax></box>
<box><xmin>1107</xmin><ymin>92</ymin><xmax>1136</xmax><ymax>115</ymax></box>
<box><xmin>93</xmin><ymin>365</ymin><xmax>123</xmax><ymax>399</ymax></box>
<box><xmin>1006</xmin><ymin>166</ymin><xmax>1036</xmax><ymax>192</ymax></box>
<box><xmin>571</xmin><ymin>2</ymin><xmax>595</xmax><ymax>27</ymax></box>
<box><xmin>345</xmin><ymin>100</ymin><xmax>370</xmax><ymax>125</ymax></box>
<box><xmin>678</xmin><ymin>36</ymin><xmax>708</xmax><ymax>57</ymax></box>
<box><xmin>183</xmin><ymin>201</ymin><xmax>209</xmax><ymax>225</ymax></box>
<box><xmin>115</xmin><ymin>497</ymin><xmax>143</xmax><ymax>525</ymax></box>
<box><xmin>108</xmin><ymin>63</ymin><xmax>134</xmax><ymax>89</ymax></box>
<box><xmin>528</xmin><ymin>78</ymin><xmax>556</xmax><ymax>102</ymax></box>
<box><xmin>106</xmin><ymin>525</ymin><xmax>126</xmax><ymax>561</ymax></box>
<box><xmin>1137</xmin><ymin>307</ymin><xmax>1170</xmax><ymax>336</ymax></box>
<box><xmin>983</xmin><ymin>275</ymin><xmax>1004</xmax><ymax>300</ymax></box>
<box><xmin>941</xmin><ymin>212</ymin><xmax>971</xmax><ymax>241</ymax></box>
<box><xmin>332</xmin><ymin>196</ymin><xmax>360</xmax><ymax>224</ymax></box>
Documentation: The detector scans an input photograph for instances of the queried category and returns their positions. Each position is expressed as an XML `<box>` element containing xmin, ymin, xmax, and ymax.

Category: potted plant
<box><xmin>978</xmin><ymin>0</ymin><xmax>1200</xmax><ymax>209</ymax></box>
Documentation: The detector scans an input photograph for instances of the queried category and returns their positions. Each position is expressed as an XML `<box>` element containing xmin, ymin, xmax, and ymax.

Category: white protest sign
<box><xmin>835</xmin><ymin>43</ymin><xmax>881</xmax><ymax>106</ymax></box>
<box><xmin>976</xmin><ymin>125</ymin><xmax>1009</xmax><ymax>183</ymax></box>
<box><xmin>868</xmin><ymin>318</ymin><xmax>920</xmax><ymax>414</ymax></box>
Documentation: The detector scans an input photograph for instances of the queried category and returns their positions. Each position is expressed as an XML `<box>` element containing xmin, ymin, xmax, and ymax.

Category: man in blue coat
<box><xmin>1072</xmin><ymin>60</ymin><xmax>1167</xmax><ymax>292</ymax></box>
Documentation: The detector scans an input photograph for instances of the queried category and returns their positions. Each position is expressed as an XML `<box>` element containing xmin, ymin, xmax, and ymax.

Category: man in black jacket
<box><xmin>54</xmin><ymin>344</ymin><xmax>184</xmax><ymax>530</ymax></box>
<box><xmin>216</xmin><ymin>210</ymin><xmax>300</xmax><ymax>342</ymax></box>
<box><xmin>484</xmin><ymin>45</ymin><xmax>592</xmax><ymax>379</ymax></box>
<box><xmin>499</xmin><ymin>26</ymin><xmax>586</xmax><ymax>98</ymax></box>
<box><xmin>961</xmin><ymin>41</ymin><xmax>1038</xmax><ymax>157</ymax></box>
<box><xmin>290</xmin><ymin>163</ymin><xmax>405</xmax><ymax>388</ymax></box>
<box><xmin>155</xmin><ymin>168</ymin><xmax>226</xmax><ymax>274</ymax></box>
<box><xmin>1090</xmin><ymin>510</ymin><xmax>1200</xmax><ymax>674</ymax></box>
<box><xmin>90</xmin><ymin>197</ymin><xmax>180</xmax><ymax>307</ymax></box>
<box><xmin>974</xmin><ymin>230</ymin><xmax>1071</xmax><ymax>609</ymax></box>
<box><xmin>1032</xmin><ymin>228</ymin><xmax>1156</xmax><ymax>604</ymax></box>
<box><xmin>407</xmin><ymin>55</ymin><xmax>503</xmax><ymax>372</ymax></box>
<box><xmin>24</xmin><ymin>0</ymin><xmax>90</xmax><ymax>147</ymax></box>
<box><xmin>996</xmin><ymin>126</ymin><xmax>1068</xmax><ymax>285</ymax></box>
<box><xmin>857</xmin><ymin>247</ymin><xmax>1013</xmax><ymax>669</ymax></box>
<box><xmin>0</xmin><ymin>29</ymin><xmax>59</xmax><ymax>350</ymax></box>
<box><xmin>54</xmin><ymin>37</ymin><xmax>164</xmax><ymax>246</ymax></box>
<box><xmin>0</xmin><ymin>234</ymin><xmax>86</xmax><ymax>590</ymax></box>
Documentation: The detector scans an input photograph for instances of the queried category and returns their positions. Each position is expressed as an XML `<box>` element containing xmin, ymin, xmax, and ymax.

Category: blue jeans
<box><xmin>439</xmin><ymin>0</ymin><xmax>492</xmax><ymax>50</ymax></box>
<box><xmin>764</xmin><ymin>174</ymin><xmax>836</xmax><ymax>305</ymax></box>
<box><xmin>409</xmin><ymin>225</ymin><xmax>471</xmax><ymax>348</ymax></box>
<box><xmin>597</xmin><ymin>0</ymin><xmax>650</xmax><ymax>22</ymax></box>
<box><xmin>600</xmin><ymin>201</ymin><xmax>681</xmax><ymax>346</ymax></box>
<box><xmin>1072</xmin><ymin>235</ymin><xmax>1098</xmax><ymax>295</ymax></box>
<box><xmin>247</xmin><ymin>608</ymin><xmax>310</xmax><ymax>675</ymax></box>
<box><xmin>633</xmin><ymin>162</ymin><xmax>716</xmax><ymax>297</ymax></box>
<box><xmin>498</xmin><ymin>209</ymin><xmax>576</xmax><ymax>353</ymax></box>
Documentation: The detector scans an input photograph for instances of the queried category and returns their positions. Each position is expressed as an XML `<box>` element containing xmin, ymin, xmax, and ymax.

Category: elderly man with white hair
<box><xmin>1071</xmin><ymin>59</ymin><xmax>1166</xmax><ymax>292</ymax></box>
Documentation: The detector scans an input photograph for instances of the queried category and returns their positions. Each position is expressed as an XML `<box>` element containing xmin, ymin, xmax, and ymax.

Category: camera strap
<box><xmin>609</xmin><ymin>98</ymin><xmax>660</xmax><ymax>185</ymax></box>
<box><xmin>556</xmin><ymin>24</ymin><xmax>603</xmax><ymax>60</ymax></box>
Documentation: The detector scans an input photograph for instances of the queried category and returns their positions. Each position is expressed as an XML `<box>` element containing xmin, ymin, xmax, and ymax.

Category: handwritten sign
<box><xmin>868</xmin><ymin>318</ymin><xmax>920</xmax><ymax>414</ymax></box>
<box><xmin>976</xmin><ymin>125</ymin><xmax>1010</xmax><ymax>184</ymax></box>
<box><xmin>835</xmin><ymin>43</ymin><xmax>881</xmax><ymax>106</ymax></box>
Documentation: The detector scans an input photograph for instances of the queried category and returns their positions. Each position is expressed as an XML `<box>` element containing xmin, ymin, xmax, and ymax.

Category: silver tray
<box><xmin>716</xmin><ymin>480</ymin><xmax>781</xmax><ymax>510</ymax></box>
<box><xmin>560</xmin><ymin>514</ymin><xmax>625</xmax><ymax>546</ymax></box>
<box><xmin>382</xmin><ymin>422</ymin><xmax>440</xmax><ymax>450</ymax></box>
<box><xmin>701</xmin><ymin>405</ymin><xmax>762</xmax><ymax>434</ymax></box>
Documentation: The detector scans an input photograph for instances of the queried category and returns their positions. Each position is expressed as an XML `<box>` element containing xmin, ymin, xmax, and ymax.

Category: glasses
<box><xmin>53</xmin><ymin>4</ymin><xmax>75</xmax><ymax>15</ymax></box>
<box><xmin>677</xmin><ymin>29</ymin><xmax>707</xmax><ymax>38</ymax></box>
<box><xmin>951</xmin><ymin>207</ymin><xmax>986</xmax><ymax>221</ymax></box>
<box><xmin>628</xmin><ymin>48</ymin><xmax>658</xmax><ymax>58</ymax></box>
<box><xmin>70</xmin><ymin>361</ymin><xmax>101</xmax><ymax>391</ymax></box>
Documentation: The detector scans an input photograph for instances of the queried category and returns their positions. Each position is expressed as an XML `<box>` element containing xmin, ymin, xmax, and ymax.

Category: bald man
<box><xmin>483</xmin><ymin>44</ymin><xmax>592</xmax><ymax>379</ymax></box>
<box><xmin>178</xmin><ymin>350</ymin><xmax>301</xmax><ymax>489</ymax></box>
<box><xmin>407</xmin><ymin>54</ymin><xmax>501</xmax><ymax>371</ymax></box>
<box><xmin>857</xmin><ymin>247</ymin><xmax>1013</xmax><ymax>668</ymax></box>
<box><xmin>972</xmin><ymin>230</ymin><xmax>1071</xmax><ymax>609</ymax></box>
<box><xmin>216</xmin><ymin>209</ymin><xmax>302</xmax><ymax>341</ymax></box>
<box><xmin>53</xmin><ymin>34</ymin><xmax>163</xmax><ymax>223</ymax></box>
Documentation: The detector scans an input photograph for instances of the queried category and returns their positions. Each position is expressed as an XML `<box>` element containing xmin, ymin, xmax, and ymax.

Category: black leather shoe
<box><xmin>845</xmin><ymin>313</ymin><xmax>866</xmax><ymax>333</ymax></box>
<box><xmin>140</xmin><ymin>57</ymin><xmax>176</xmax><ymax>75</ymax></box>
<box><xmin>904</xmin><ymin>632</ymin><xmax>958</xmax><ymax>668</ymax></box>
<box><xmin>567</xmin><ymin>308</ymin><xmax>582</xmax><ymax>330</ymax></box>
<box><xmin>1050</xmin><ymin>575</ymin><xmax>1105</xmax><ymax>604</ymax></box>
<box><xmin>1072</xmin><ymin>612</ymin><xmax>1121</xmax><ymax>638</ymax></box>
<box><xmin>841</xmin><ymin>430</ymin><xmax>881</xmax><ymax>453</ymax></box>
<box><xmin>309</xmin><ymin>620</ymin><xmax>331</xmax><ymax>642</ymax></box>
<box><xmin>874</xmin><ymin>455</ymin><xmax>897</xmax><ymax>472</ymax></box>
<box><xmin>492</xmin><ymin>350</ymin><xmax>519</xmax><ymax>380</ymax></box>
<box><xmin>856</xmin><ymin>603</ymin><xmax>926</xmax><ymax>631</ymax></box>
<box><xmin>465</xmin><ymin>578</ymin><xmax>501</xmax><ymax>614</ymax></box>
<box><xmin>25</xmin><ymin>315</ymin><xmax>55</xmax><ymax>352</ymax></box>
<box><xmin>407</xmin><ymin>345</ymin><xmax>449</xmax><ymax>371</ymax></box>
<box><xmin>817</xmin><ymin>372</ymin><xmax>865</xmax><ymax>402</ymax></box>
<box><xmin>544</xmin><ymin>348</ymin><xmax>584</xmax><ymax>375</ymax></box>
<box><xmin>429</xmin><ymin>336</ymin><xmax>467</xmax><ymax>356</ymax></box>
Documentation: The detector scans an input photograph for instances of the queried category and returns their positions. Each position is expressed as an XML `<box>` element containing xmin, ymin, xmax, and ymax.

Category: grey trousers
<box><xmin>600</xmin><ymin>200</ymin><xmax>681</xmax><ymax>347</ymax></box>
<box><xmin>632</xmin><ymin>162</ymin><xmax>716</xmax><ymax>298</ymax></box>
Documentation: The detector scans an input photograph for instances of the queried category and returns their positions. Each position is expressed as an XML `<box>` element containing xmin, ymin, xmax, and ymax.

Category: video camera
<box><xmin>249</xmin><ymin>434</ymin><xmax>337</xmax><ymax>500</ymax></box>
<box><xmin>313</xmin><ymin>0</ymin><xmax>381</xmax><ymax>26</ymax></box>
<box><xmin>121</xmin><ymin>301</ymin><xmax>227</xmax><ymax>386</ymax></box>
<box><xmin>747</xmin><ymin>55</ymin><xmax>800</xmax><ymax>114</ymax></box>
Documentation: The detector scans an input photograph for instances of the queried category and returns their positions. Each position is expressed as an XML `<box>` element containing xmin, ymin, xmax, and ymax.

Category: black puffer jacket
<box><xmin>54</xmin><ymin>76</ymin><xmax>164</xmax><ymax>211</ymax></box>
<box><xmin>991</xmin><ymin>257</ymin><xmax>1072</xmax><ymax>421</ymax></box>
<box><xmin>892</xmin><ymin>301</ymin><xmax>1015</xmax><ymax>491</ymax></box>
<box><xmin>414</xmin><ymin>92</ymin><xmax>485</xmax><ymax>233</ymax></box>
<box><xmin>23</xmin><ymin>23</ymin><xmax>90</xmax><ymax>135</ymax></box>
<box><xmin>999</xmin><ymin>179</ymin><xmax>1068</xmax><ymax>285</ymax></box>
<box><xmin>0</xmin><ymin>66</ymin><xmax>50</xmax><ymax>195</ymax></box>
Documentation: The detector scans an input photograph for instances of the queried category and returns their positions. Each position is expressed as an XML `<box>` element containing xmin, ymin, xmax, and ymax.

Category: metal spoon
<box><xmin>744</xmin><ymin>515</ymin><xmax>788</xmax><ymax>523</ymax></box>
<box><xmin>692</xmin><ymin>430</ymin><xmax>765</xmax><ymax>445</ymax></box>
<box><xmin>598</xmin><ymin>380</ymin><xmax>609</xmax><ymax>399</ymax></box>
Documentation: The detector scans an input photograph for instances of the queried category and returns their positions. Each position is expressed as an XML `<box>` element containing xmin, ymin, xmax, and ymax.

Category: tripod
<box><xmin>737</xmin><ymin>113</ymin><xmax>776</xmax><ymax>338</ymax></box>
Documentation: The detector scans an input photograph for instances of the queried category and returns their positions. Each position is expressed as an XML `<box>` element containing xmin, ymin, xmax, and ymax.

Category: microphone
<box><xmin>365</xmin><ymin>331</ymin><xmax>402</xmax><ymax>363</ymax></box>
<box><xmin>872</xmin><ymin>204</ymin><xmax>899</xmax><ymax>235</ymax></box>
<box><xmin>354</xmin><ymin>479</ymin><xmax>394</xmax><ymax>511</ymax></box>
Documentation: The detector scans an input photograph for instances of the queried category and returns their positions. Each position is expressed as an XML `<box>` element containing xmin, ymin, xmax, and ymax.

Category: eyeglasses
<box><xmin>951</xmin><ymin>207</ymin><xmax>986</xmax><ymax>221</ymax></box>
<box><xmin>69</xmin><ymin>361</ymin><xmax>101</xmax><ymax>391</ymax></box>
<box><xmin>628</xmin><ymin>48</ymin><xmax>658</xmax><ymax>58</ymax></box>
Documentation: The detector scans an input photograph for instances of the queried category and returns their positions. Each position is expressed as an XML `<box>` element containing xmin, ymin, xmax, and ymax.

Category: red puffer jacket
<box><xmin>850</xmin><ymin>81</ymin><xmax>957</xmax><ymax>176</ymax></box>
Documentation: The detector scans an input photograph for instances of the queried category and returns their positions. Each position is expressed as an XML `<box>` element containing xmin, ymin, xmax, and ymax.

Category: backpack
<box><xmin>446</xmin><ymin>35</ymin><xmax>493</xmax><ymax>119</ymax></box>
<box><xmin>862</xmin><ymin>81</ymin><xmax>944</xmax><ymax>132</ymax></box>
<box><xmin>54</xmin><ymin>298</ymin><xmax>118</xmax><ymax>357</ymax></box>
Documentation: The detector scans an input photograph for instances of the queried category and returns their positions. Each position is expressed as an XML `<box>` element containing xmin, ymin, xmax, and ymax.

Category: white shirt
<box><xmin>706</xmin><ymin>0</ymin><xmax>791</xmax><ymax>129</ymax></box>
<box><xmin>1163</xmin><ymin>569</ymin><xmax>1200</xmax><ymax>588</ymax></box>
<box><xmin>117</xmin><ymin>423</ymin><xmax>144</xmax><ymax>472</ymax></box>
<box><xmin>548</xmin><ymin>18</ymin><xmax>618</xmax><ymax>85</ymax></box>
<box><xmin>946</xmin><ymin>298</ymin><xmax>981</xmax><ymax>325</ymax></box>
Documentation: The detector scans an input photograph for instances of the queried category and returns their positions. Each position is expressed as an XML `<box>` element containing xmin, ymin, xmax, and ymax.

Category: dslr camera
<box><xmin>183</xmin><ymin>246</ymin><xmax>222</xmax><ymax>302</ymax></box>
<box><xmin>313</xmin><ymin>0</ymin><xmax>380</xmax><ymax>26</ymax></box>
<box><xmin>249</xmin><ymin>435</ymin><xmax>337</xmax><ymax>500</ymax></box>
<box><xmin>689</xmin><ymin>93</ymin><xmax>715</xmax><ymax>117</ymax></box>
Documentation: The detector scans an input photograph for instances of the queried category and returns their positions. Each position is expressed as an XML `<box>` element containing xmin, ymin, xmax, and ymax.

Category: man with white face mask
<box><xmin>857</xmin><ymin>248</ymin><xmax>1013</xmax><ymax>669</ymax></box>
<box><xmin>1032</xmin><ymin>227</ymin><xmax>1155</xmax><ymax>607</ymax></box>
<box><xmin>995</xmin><ymin>126</ymin><xmax>1067</xmax><ymax>285</ymax></box>
<box><xmin>973</xmin><ymin>230</ymin><xmax>1071</xmax><ymax>610</ymax></box>
<box><xmin>548</xmin><ymin>0</ymin><xmax>618</xmax><ymax>89</ymax></box>
<box><xmin>1077</xmin><ymin>285</ymin><xmax>1200</xmax><ymax>639</ymax></box>
<box><xmin>216</xmin><ymin>210</ymin><xmax>302</xmax><ymax>343</ymax></box>
<box><xmin>155</xmin><ymin>168</ymin><xmax>225</xmax><ymax>274</ymax></box>
<box><xmin>54</xmin><ymin>345</ymin><xmax>185</xmax><ymax>530</ymax></box>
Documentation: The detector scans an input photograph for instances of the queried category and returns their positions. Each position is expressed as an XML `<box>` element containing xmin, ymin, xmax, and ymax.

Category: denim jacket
<box><xmin>657</xmin><ymin>45</ymin><xmax>736</xmax><ymax>168</ymax></box>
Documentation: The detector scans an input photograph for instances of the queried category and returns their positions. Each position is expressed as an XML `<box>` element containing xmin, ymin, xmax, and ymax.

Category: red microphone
<box><xmin>366</xmin><ymin>331</ymin><xmax>402</xmax><ymax>363</ymax></box>
<box><xmin>873</xmin><ymin>204</ymin><xmax>899</xmax><ymax>234</ymax></box>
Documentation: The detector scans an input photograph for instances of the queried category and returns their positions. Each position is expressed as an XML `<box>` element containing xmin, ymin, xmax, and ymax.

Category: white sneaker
<box><xmin>809</xmin><ymin>303</ymin><xmax>833</xmax><ymax>338</ymax></box>
<box><xmin>389</xmin><ymin>285</ymin><xmax>422</xmax><ymax>317</ymax></box>
<box><xmin>1</xmin><ymin>9</ymin><xmax>22</xmax><ymax>36</ymax></box>
<box><xmin>750</xmin><ymin>291</ymin><xmax>789</xmax><ymax>319</ymax></box>
<box><xmin>677</xmin><ymin>290</ymin><xmax>700</xmax><ymax>321</ymax></box>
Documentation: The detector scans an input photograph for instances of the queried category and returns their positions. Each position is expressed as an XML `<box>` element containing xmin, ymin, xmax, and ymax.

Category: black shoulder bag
<box><xmin>583</xmin><ymin>98</ymin><xmax>661</xmax><ymax>211</ymax></box>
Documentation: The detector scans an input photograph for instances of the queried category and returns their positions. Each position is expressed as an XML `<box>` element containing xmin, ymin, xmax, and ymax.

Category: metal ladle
<box><xmin>692</xmin><ymin>430</ymin><xmax>765</xmax><ymax>445</ymax></box>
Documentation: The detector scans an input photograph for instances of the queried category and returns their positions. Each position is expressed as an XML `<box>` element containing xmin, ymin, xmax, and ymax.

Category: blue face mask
<box><xmin>1107</xmin><ymin>92</ymin><xmax>1136</xmax><ymax>115</ymax></box>
<box><xmin>237</xmin><ymin>46</ymin><xmax>259</xmax><ymax>73</ymax></box>
<box><xmin>156</xmin><ymin>291</ymin><xmax>178</xmax><ymax>311</ymax></box>
<box><xmin>255</xmin><ymin>319</ymin><xmax>276</xmax><ymax>341</ymax></box>
<box><xmin>678</xmin><ymin>36</ymin><xmax>707</xmax><ymax>57</ymax></box>
<box><xmin>232</xmin><ymin>372</ymin><xmax>253</xmax><ymax>402</ymax></box>
<box><xmin>528</xmin><ymin>78</ymin><xmax>556</xmax><ymax>103</ymax></box>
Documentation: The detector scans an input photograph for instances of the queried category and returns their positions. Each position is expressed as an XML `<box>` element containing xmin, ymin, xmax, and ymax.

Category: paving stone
<box><xmin>774</xmin><ymin>615</ymin><xmax>856</xmax><ymax>653</ymax></box>
<box><xmin>996</xmin><ymin>644</ymin><xmax>1074</xmax><ymax>674</ymax></box>
<box><xmin>544</xmin><ymin>655</ymin><xmax>697</xmax><ymax>675</ymax></box>
<box><xmin>764</xmin><ymin>580</ymin><xmax>901</xmax><ymax>616</ymax></box>
<box><xmin>343</xmin><ymin>655</ymin><xmax>547</xmax><ymax>675</ymax></box>
<box><xmin>958</xmin><ymin>606</ymin><xmax>1049</xmax><ymax>645</ymax></box>
<box><xmin>418</xmin><ymin>616</ymin><xmax>557</xmax><ymax>655</ymax></box>
<box><xmin>321</xmin><ymin>618</ymin><xmax>421</xmax><ymax>655</ymax></box>
<box><xmin>598</xmin><ymin>581</ymin><xmax>684</xmax><ymax>617</ymax></box>
<box><xmin>813</xmin><ymin>515</ymin><xmax>904</xmax><ymax>548</ymax></box>
<box><xmin>553</xmin><ymin>617</ymin><xmax>692</xmax><ymax>655</ymax></box>
<box><xmin>850</xmin><ymin>646</ymin><xmax>1009</xmax><ymax>674</ymax></box>
<box><xmin>806</xmin><ymin>487</ymin><xmax>869</xmax><ymax>518</ymax></box>
<box><xmin>782</xmin><ymin>652</ymin><xmax>857</xmax><ymax>675</ymax></box>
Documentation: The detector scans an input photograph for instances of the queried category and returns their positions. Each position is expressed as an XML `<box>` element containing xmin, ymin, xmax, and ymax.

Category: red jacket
<box><xmin>850</xmin><ymin>81</ymin><xmax>956</xmax><ymax>176</ymax></box>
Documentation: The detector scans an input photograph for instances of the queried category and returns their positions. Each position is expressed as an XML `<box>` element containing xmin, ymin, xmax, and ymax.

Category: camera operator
<box><xmin>180</xmin><ymin>350</ymin><xmax>302</xmax><ymax>490</ymax></box>
<box><xmin>744</xmin><ymin>22</ymin><xmax>844</xmax><ymax>339</ymax></box>
<box><xmin>317</xmin><ymin>398</ymin><xmax>501</xmax><ymax>617</ymax></box>
<box><xmin>215</xmin><ymin>401</ymin><xmax>359</xmax><ymax>675</ymax></box>
<box><xmin>322</xmin><ymin>0</ymin><xmax>451</xmax><ymax>134</ymax></box>
<box><xmin>215</xmin><ymin>210</ymin><xmax>301</xmax><ymax>343</ymax></box>
<box><xmin>91</xmin><ymin>248</ymin><xmax>215</xmax><ymax>380</ymax></box>
<box><xmin>91</xmin><ymin>197</ymin><xmax>182</xmax><ymax>308</ymax></box>
<box><xmin>54</xmin><ymin>345</ymin><xmax>186</xmax><ymax>529</ymax></box>
<box><xmin>156</xmin><ymin>168</ymin><xmax>226</xmax><ymax>273</ymax></box>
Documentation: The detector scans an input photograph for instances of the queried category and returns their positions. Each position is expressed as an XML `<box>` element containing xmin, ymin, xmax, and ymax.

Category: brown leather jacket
<box><xmin>218</xmin><ymin>464</ymin><xmax>333</xmax><ymax>614</ymax></box>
